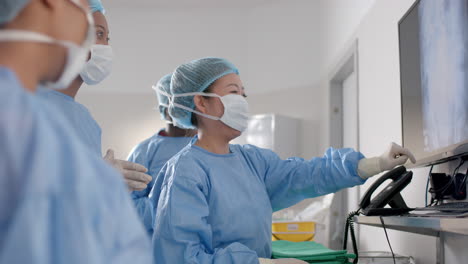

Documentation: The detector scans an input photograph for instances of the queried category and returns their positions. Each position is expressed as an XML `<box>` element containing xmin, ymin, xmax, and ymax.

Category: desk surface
<box><xmin>355</xmin><ymin>215</ymin><xmax>468</xmax><ymax>236</ymax></box>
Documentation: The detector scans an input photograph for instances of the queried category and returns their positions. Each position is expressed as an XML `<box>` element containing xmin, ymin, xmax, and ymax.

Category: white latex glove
<box><xmin>358</xmin><ymin>142</ymin><xmax>416</xmax><ymax>179</ymax></box>
<box><xmin>259</xmin><ymin>258</ymin><xmax>308</xmax><ymax>264</ymax></box>
<box><xmin>103</xmin><ymin>149</ymin><xmax>152</xmax><ymax>191</ymax></box>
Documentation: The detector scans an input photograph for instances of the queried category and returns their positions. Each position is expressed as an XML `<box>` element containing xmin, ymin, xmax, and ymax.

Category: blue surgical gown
<box><xmin>152</xmin><ymin>138</ymin><xmax>366</xmax><ymax>263</ymax></box>
<box><xmin>0</xmin><ymin>67</ymin><xmax>152</xmax><ymax>264</ymax></box>
<box><xmin>37</xmin><ymin>88</ymin><xmax>102</xmax><ymax>156</ymax></box>
<box><xmin>127</xmin><ymin>131</ymin><xmax>192</xmax><ymax>236</ymax></box>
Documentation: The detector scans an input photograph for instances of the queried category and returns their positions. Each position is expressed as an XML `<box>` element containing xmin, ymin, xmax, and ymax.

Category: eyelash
<box><xmin>96</xmin><ymin>31</ymin><xmax>109</xmax><ymax>41</ymax></box>
<box><xmin>230</xmin><ymin>91</ymin><xmax>247</xmax><ymax>98</ymax></box>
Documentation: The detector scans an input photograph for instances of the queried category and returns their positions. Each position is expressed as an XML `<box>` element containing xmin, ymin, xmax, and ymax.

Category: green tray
<box><xmin>272</xmin><ymin>240</ymin><xmax>356</xmax><ymax>263</ymax></box>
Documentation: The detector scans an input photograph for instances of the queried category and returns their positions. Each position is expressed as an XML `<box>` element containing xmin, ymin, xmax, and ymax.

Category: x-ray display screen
<box><xmin>400</xmin><ymin>0</ymin><xmax>468</xmax><ymax>164</ymax></box>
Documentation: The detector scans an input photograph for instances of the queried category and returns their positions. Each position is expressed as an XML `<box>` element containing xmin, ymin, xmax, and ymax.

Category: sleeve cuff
<box><xmin>259</xmin><ymin>258</ymin><xmax>275</xmax><ymax>264</ymax></box>
<box><xmin>357</xmin><ymin>157</ymin><xmax>382</xmax><ymax>179</ymax></box>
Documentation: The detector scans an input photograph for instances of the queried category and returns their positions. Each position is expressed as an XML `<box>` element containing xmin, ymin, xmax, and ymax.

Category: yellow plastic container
<box><xmin>272</xmin><ymin>221</ymin><xmax>316</xmax><ymax>242</ymax></box>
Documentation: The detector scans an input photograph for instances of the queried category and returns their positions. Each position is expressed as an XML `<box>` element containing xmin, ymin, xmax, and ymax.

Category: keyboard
<box><xmin>432</xmin><ymin>202</ymin><xmax>468</xmax><ymax>209</ymax></box>
<box><xmin>415</xmin><ymin>202</ymin><xmax>468</xmax><ymax>212</ymax></box>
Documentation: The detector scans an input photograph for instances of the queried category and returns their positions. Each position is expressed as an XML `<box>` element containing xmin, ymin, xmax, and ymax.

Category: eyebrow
<box><xmin>226</xmin><ymin>83</ymin><xmax>245</xmax><ymax>91</ymax></box>
<box><xmin>95</xmin><ymin>25</ymin><xmax>109</xmax><ymax>34</ymax></box>
<box><xmin>226</xmin><ymin>83</ymin><xmax>239</xmax><ymax>88</ymax></box>
<box><xmin>226</xmin><ymin>83</ymin><xmax>247</xmax><ymax>97</ymax></box>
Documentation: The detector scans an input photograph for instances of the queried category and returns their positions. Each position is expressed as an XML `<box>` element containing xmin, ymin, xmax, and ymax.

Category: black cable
<box><xmin>379</xmin><ymin>216</ymin><xmax>396</xmax><ymax>264</ymax></box>
<box><xmin>451</xmin><ymin>160</ymin><xmax>464</xmax><ymax>184</ymax></box>
<box><xmin>343</xmin><ymin>210</ymin><xmax>361</xmax><ymax>264</ymax></box>
<box><xmin>426</xmin><ymin>165</ymin><xmax>434</xmax><ymax>207</ymax></box>
<box><xmin>456</xmin><ymin>165</ymin><xmax>468</xmax><ymax>193</ymax></box>
<box><xmin>438</xmin><ymin>160</ymin><xmax>465</xmax><ymax>197</ymax></box>
<box><xmin>431</xmin><ymin>160</ymin><xmax>464</xmax><ymax>195</ymax></box>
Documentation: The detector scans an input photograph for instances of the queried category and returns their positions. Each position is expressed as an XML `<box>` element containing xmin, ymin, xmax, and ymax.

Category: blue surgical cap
<box><xmin>169</xmin><ymin>57</ymin><xmax>239</xmax><ymax>129</ymax></box>
<box><xmin>153</xmin><ymin>74</ymin><xmax>172</xmax><ymax>122</ymax></box>
<box><xmin>0</xmin><ymin>0</ymin><xmax>30</xmax><ymax>25</ymax></box>
<box><xmin>88</xmin><ymin>0</ymin><xmax>105</xmax><ymax>14</ymax></box>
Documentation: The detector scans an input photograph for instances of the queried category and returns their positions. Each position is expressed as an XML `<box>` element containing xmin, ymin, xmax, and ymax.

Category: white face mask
<box><xmin>0</xmin><ymin>0</ymin><xmax>95</xmax><ymax>90</ymax></box>
<box><xmin>162</xmin><ymin>89</ymin><xmax>250</xmax><ymax>132</ymax></box>
<box><xmin>80</xmin><ymin>44</ymin><xmax>113</xmax><ymax>85</ymax></box>
<box><xmin>152</xmin><ymin>85</ymin><xmax>172</xmax><ymax>124</ymax></box>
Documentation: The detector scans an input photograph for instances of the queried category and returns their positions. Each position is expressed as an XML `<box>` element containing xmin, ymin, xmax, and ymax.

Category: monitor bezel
<box><xmin>398</xmin><ymin>0</ymin><xmax>468</xmax><ymax>168</ymax></box>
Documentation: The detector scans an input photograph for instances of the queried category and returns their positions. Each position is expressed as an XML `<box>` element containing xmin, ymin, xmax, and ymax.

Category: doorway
<box><xmin>328</xmin><ymin>40</ymin><xmax>360</xmax><ymax>249</ymax></box>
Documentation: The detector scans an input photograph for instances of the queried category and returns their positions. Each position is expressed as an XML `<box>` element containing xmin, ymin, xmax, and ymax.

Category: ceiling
<box><xmin>105</xmin><ymin>0</ymin><xmax>278</xmax><ymax>9</ymax></box>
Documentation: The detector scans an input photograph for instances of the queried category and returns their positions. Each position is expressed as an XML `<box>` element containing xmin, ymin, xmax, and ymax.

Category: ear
<box><xmin>193</xmin><ymin>95</ymin><xmax>208</xmax><ymax>114</ymax></box>
<box><xmin>164</xmin><ymin>109</ymin><xmax>173</xmax><ymax>122</ymax></box>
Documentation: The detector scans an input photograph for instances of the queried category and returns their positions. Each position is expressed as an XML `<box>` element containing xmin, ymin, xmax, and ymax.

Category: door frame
<box><xmin>327</xmin><ymin>40</ymin><xmax>360</xmax><ymax>250</ymax></box>
<box><xmin>329</xmin><ymin>40</ymin><xmax>360</xmax><ymax>151</ymax></box>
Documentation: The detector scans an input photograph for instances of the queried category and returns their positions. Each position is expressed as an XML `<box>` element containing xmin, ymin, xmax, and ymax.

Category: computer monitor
<box><xmin>399</xmin><ymin>0</ymin><xmax>468</xmax><ymax>167</ymax></box>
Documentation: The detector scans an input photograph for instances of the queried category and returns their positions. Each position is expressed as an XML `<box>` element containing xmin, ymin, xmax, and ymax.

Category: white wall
<box><xmin>317</xmin><ymin>0</ymin><xmax>377</xmax><ymax>77</ymax></box>
<box><xmin>246</xmin><ymin>0</ymin><xmax>322</xmax><ymax>95</ymax></box>
<box><xmin>311</xmin><ymin>0</ymin><xmax>378</xmax><ymax>154</ymax></box>
<box><xmin>86</xmin><ymin>6</ymin><xmax>248</xmax><ymax>95</ymax></box>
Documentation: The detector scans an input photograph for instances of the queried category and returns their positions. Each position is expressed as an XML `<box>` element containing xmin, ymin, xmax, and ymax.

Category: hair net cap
<box><xmin>153</xmin><ymin>73</ymin><xmax>172</xmax><ymax>122</ymax></box>
<box><xmin>88</xmin><ymin>0</ymin><xmax>105</xmax><ymax>13</ymax></box>
<box><xmin>0</xmin><ymin>0</ymin><xmax>30</xmax><ymax>25</ymax></box>
<box><xmin>169</xmin><ymin>57</ymin><xmax>239</xmax><ymax>129</ymax></box>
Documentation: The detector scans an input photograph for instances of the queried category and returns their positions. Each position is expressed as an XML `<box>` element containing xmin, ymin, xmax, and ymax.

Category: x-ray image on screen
<box><xmin>418</xmin><ymin>0</ymin><xmax>468</xmax><ymax>152</ymax></box>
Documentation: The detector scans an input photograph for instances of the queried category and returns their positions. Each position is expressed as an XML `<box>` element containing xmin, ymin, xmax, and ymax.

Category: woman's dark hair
<box><xmin>190</xmin><ymin>85</ymin><xmax>213</xmax><ymax>128</ymax></box>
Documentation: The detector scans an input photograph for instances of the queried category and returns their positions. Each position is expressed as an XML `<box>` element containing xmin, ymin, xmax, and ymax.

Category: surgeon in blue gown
<box><xmin>36</xmin><ymin>0</ymin><xmax>153</xmax><ymax>193</ymax></box>
<box><xmin>36</xmin><ymin>0</ymin><xmax>111</xmax><ymax>157</ymax></box>
<box><xmin>0</xmin><ymin>1</ymin><xmax>152</xmax><ymax>263</ymax></box>
<box><xmin>151</xmin><ymin>57</ymin><xmax>416</xmax><ymax>264</ymax></box>
<box><xmin>128</xmin><ymin>73</ymin><xmax>196</xmax><ymax>236</ymax></box>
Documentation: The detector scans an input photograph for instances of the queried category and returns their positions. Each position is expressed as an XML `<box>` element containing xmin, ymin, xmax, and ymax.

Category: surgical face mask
<box><xmin>80</xmin><ymin>44</ymin><xmax>113</xmax><ymax>85</ymax></box>
<box><xmin>153</xmin><ymin>87</ymin><xmax>172</xmax><ymax>124</ymax></box>
<box><xmin>0</xmin><ymin>0</ymin><xmax>95</xmax><ymax>90</ymax></box>
<box><xmin>161</xmin><ymin>89</ymin><xmax>250</xmax><ymax>132</ymax></box>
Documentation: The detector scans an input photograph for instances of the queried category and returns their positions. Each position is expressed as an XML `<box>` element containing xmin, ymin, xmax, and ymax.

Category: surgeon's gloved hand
<box><xmin>259</xmin><ymin>258</ymin><xmax>308</xmax><ymax>264</ymax></box>
<box><xmin>103</xmin><ymin>149</ymin><xmax>152</xmax><ymax>191</ymax></box>
<box><xmin>358</xmin><ymin>142</ymin><xmax>416</xmax><ymax>179</ymax></box>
